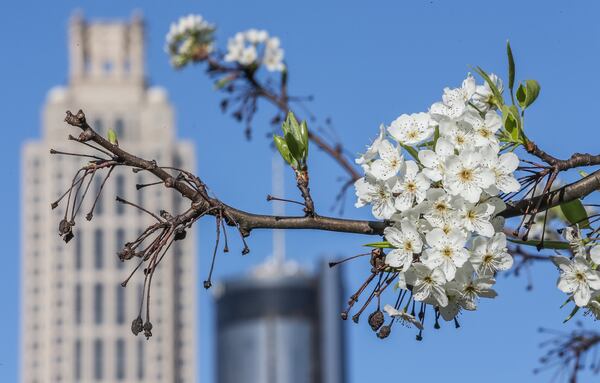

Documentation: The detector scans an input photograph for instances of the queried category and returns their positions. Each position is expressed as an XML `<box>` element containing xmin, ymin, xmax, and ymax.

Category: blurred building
<box><xmin>214</xmin><ymin>258</ymin><xmax>347</xmax><ymax>383</ymax></box>
<box><xmin>21</xmin><ymin>12</ymin><xmax>197</xmax><ymax>383</ymax></box>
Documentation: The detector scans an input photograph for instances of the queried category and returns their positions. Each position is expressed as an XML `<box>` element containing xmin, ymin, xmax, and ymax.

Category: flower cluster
<box><xmin>355</xmin><ymin>73</ymin><xmax>520</xmax><ymax>323</ymax></box>
<box><xmin>224</xmin><ymin>29</ymin><xmax>285</xmax><ymax>72</ymax></box>
<box><xmin>551</xmin><ymin>226</ymin><xmax>600</xmax><ymax>317</ymax></box>
<box><xmin>166</xmin><ymin>14</ymin><xmax>216</xmax><ymax>68</ymax></box>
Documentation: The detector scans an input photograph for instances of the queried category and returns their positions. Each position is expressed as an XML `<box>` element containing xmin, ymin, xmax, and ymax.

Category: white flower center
<box><xmin>442</xmin><ymin>247</ymin><xmax>453</xmax><ymax>258</ymax></box>
<box><xmin>459</xmin><ymin>168</ymin><xmax>474</xmax><ymax>182</ymax></box>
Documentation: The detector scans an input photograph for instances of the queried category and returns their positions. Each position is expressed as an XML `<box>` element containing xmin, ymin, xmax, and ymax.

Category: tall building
<box><xmin>214</xmin><ymin>259</ymin><xmax>346</xmax><ymax>383</ymax></box>
<box><xmin>21</xmin><ymin>12</ymin><xmax>197</xmax><ymax>383</ymax></box>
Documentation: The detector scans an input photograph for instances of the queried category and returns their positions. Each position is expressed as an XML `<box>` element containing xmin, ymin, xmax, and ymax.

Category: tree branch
<box><xmin>525</xmin><ymin>140</ymin><xmax>600</xmax><ymax>171</ymax></box>
<box><xmin>63</xmin><ymin>110</ymin><xmax>599</xmax><ymax>240</ymax></box>
<box><xmin>501</xmin><ymin>169</ymin><xmax>600</xmax><ymax>218</ymax></box>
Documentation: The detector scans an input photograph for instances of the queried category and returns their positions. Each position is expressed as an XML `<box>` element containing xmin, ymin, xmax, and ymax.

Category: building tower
<box><xmin>21</xmin><ymin>12</ymin><xmax>197</xmax><ymax>383</ymax></box>
<box><xmin>214</xmin><ymin>156</ymin><xmax>347</xmax><ymax>383</ymax></box>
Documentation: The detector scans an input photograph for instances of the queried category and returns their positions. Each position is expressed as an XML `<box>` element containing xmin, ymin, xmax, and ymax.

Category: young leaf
<box><xmin>400</xmin><ymin>144</ymin><xmax>420</xmax><ymax>162</ymax></box>
<box><xmin>563</xmin><ymin>304</ymin><xmax>580</xmax><ymax>323</ymax></box>
<box><xmin>506</xmin><ymin>40</ymin><xmax>516</xmax><ymax>99</ymax></box>
<box><xmin>363</xmin><ymin>241</ymin><xmax>393</xmax><ymax>249</ymax></box>
<box><xmin>507</xmin><ymin>238</ymin><xmax>570</xmax><ymax>250</ymax></box>
<box><xmin>299</xmin><ymin>120</ymin><xmax>309</xmax><ymax>156</ymax></box>
<box><xmin>516</xmin><ymin>80</ymin><xmax>541</xmax><ymax>109</ymax></box>
<box><xmin>107</xmin><ymin>128</ymin><xmax>119</xmax><ymax>146</ymax></box>
<box><xmin>284</xmin><ymin>132</ymin><xmax>304</xmax><ymax>164</ymax></box>
<box><xmin>501</xmin><ymin>105</ymin><xmax>522</xmax><ymax>143</ymax></box>
<box><xmin>560</xmin><ymin>199</ymin><xmax>590</xmax><ymax>229</ymax></box>
<box><xmin>274</xmin><ymin>135</ymin><xmax>297</xmax><ymax>168</ymax></box>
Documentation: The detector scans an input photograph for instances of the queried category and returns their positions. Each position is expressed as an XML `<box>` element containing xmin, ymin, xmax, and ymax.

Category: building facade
<box><xmin>214</xmin><ymin>260</ymin><xmax>346</xmax><ymax>383</ymax></box>
<box><xmin>21</xmin><ymin>13</ymin><xmax>197</xmax><ymax>383</ymax></box>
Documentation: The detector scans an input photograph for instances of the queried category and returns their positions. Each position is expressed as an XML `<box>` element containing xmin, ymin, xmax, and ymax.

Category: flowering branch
<box><xmin>53</xmin><ymin>22</ymin><xmax>600</xmax><ymax>362</ymax></box>
<box><xmin>166</xmin><ymin>17</ymin><xmax>361</xmax><ymax>183</ymax></box>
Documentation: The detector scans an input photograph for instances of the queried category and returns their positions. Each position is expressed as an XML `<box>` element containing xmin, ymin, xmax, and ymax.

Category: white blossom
<box><xmin>422</xmin><ymin>228</ymin><xmax>469</xmax><ymax>280</ymax></box>
<box><xmin>420</xmin><ymin>188</ymin><xmax>458</xmax><ymax>229</ymax></box>
<box><xmin>481</xmin><ymin>148</ymin><xmax>521</xmax><ymax>194</ymax></box>
<box><xmin>369</xmin><ymin>140</ymin><xmax>404</xmax><ymax>180</ymax></box>
<box><xmin>406</xmin><ymin>263</ymin><xmax>449</xmax><ymax>307</ymax></box>
<box><xmin>463</xmin><ymin>111</ymin><xmax>502</xmax><ymax>151</ymax></box>
<box><xmin>384</xmin><ymin>221</ymin><xmax>423</xmax><ymax>271</ymax></box>
<box><xmin>356</xmin><ymin>124</ymin><xmax>386</xmax><ymax>167</ymax></box>
<box><xmin>551</xmin><ymin>256</ymin><xmax>600</xmax><ymax>307</ymax></box>
<box><xmin>444</xmin><ymin>150</ymin><xmax>495</xmax><ymax>203</ymax></box>
<box><xmin>354</xmin><ymin>176</ymin><xmax>397</xmax><ymax>220</ymax></box>
<box><xmin>418</xmin><ymin>137</ymin><xmax>454</xmax><ymax>182</ymax></box>
<box><xmin>471</xmin><ymin>73</ymin><xmax>503</xmax><ymax>112</ymax></box>
<box><xmin>392</xmin><ymin>161</ymin><xmax>430</xmax><ymax>211</ymax></box>
<box><xmin>469</xmin><ymin>233</ymin><xmax>513</xmax><ymax>276</ymax></box>
<box><xmin>388</xmin><ymin>112</ymin><xmax>435</xmax><ymax>145</ymax></box>
<box><xmin>225</xmin><ymin>29</ymin><xmax>285</xmax><ymax>72</ymax></box>
<box><xmin>383</xmin><ymin>304</ymin><xmax>424</xmax><ymax>329</ymax></box>
<box><xmin>264</xmin><ymin>37</ymin><xmax>285</xmax><ymax>71</ymax></box>
<box><xmin>439</xmin><ymin>119</ymin><xmax>475</xmax><ymax>152</ymax></box>
<box><xmin>447</xmin><ymin>265</ymin><xmax>497</xmax><ymax>310</ymax></box>
<box><xmin>353</xmin><ymin>71</ymin><xmax>524</xmax><ymax>320</ymax></box>
<box><xmin>456</xmin><ymin>200</ymin><xmax>496</xmax><ymax>237</ymax></box>
<box><xmin>430</xmin><ymin>74</ymin><xmax>477</xmax><ymax>120</ymax></box>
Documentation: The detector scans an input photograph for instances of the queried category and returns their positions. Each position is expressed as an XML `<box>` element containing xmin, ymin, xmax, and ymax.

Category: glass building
<box><xmin>214</xmin><ymin>260</ymin><xmax>346</xmax><ymax>383</ymax></box>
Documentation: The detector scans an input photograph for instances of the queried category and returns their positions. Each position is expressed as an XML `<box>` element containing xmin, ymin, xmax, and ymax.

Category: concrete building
<box><xmin>21</xmin><ymin>12</ymin><xmax>197</xmax><ymax>383</ymax></box>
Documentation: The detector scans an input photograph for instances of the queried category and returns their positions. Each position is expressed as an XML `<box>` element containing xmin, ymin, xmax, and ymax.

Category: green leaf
<box><xmin>274</xmin><ymin>135</ymin><xmax>297</xmax><ymax>168</ymax></box>
<box><xmin>299</xmin><ymin>120</ymin><xmax>309</xmax><ymax>157</ymax></box>
<box><xmin>400</xmin><ymin>143</ymin><xmax>420</xmax><ymax>162</ymax></box>
<box><xmin>501</xmin><ymin>105</ymin><xmax>522</xmax><ymax>143</ymax></box>
<box><xmin>516</xmin><ymin>80</ymin><xmax>541</xmax><ymax>109</ymax></box>
<box><xmin>363</xmin><ymin>241</ymin><xmax>393</xmax><ymax>249</ymax></box>
<box><xmin>506</xmin><ymin>40</ymin><xmax>516</xmax><ymax>100</ymax></box>
<box><xmin>507</xmin><ymin>238</ymin><xmax>570</xmax><ymax>250</ymax></box>
<box><xmin>560</xmin><ymin>199</ymin><xmax>590</xmax><ymax>229</ymax></box>
<box><xmin>563</xmin><ymin>304</ymin><xmax>580</xmax><ymax>323</ymax></box>
<box><xmin>474</xmin><ymin>66</ymin><xmax>504</xmax><ymax>107</ymax></box>
<box><xmin>284</xmin><ymin>132</ymin><xmax>303</xmax><ymax>163</ymax></box>
<box><xmin>107</xmin><ymin>128</ymin><xmax>118</xmax><ymax>145</ymax></box>
<box><xmin>214</xmin><ymin>76</ymin><xmax>232</xmax><ymax>90</ymax></box>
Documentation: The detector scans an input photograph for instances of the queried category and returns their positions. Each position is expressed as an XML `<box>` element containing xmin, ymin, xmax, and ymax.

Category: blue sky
<box><xmin>1</xmin><ymin>0</ymin><xmax>600</xmax><ymax>382</ymax></box>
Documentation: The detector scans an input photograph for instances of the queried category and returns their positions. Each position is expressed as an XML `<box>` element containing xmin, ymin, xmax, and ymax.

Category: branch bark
<box><xmin>501</xmin><ymin>169</ymin><xmax>600</xmax><ymax>218</ymax></box>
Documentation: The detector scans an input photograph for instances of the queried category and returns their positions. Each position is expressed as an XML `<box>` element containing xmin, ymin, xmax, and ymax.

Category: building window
<box><xmin>137</xmin><ymin>339</ymin><xmax>144</xmax><ymax>379</ymax></box>
<box><xmin>94</xmin><ymin>283</ymin><xmax>103</xmax><ymax>324</ymax></box>
<box><xmin>74</xmin><ymin>340</ymin><xmax>82</xmax><ymax>380</ymax></box>
<box><xmin>102</xmin><ymin>60</ymin><xmax>113</xmax><ymax>74</ymax></box>
<box><xmin>94</xmin><ymin>229</ymin><xmax>103</xmax><ymax>270</ymax></box>
<box><xmin>75</xmin><ymin>284</ymin><xmax>82</xmax><ymax>324</ymax></box>
<box><xmin>116</xmin><ymin>228</ymin><xmax>125</xmax><ymax>269</ymax></box>
<box><xmin>115</xmin><ymin>118</ymin><xmax>125</xmax><ymax>141</ymax></box>
<box><xmin>116</xmin><ymin>286</ymin><xmax>125</xmax><ymax>325</ymax></box>
<box><xmin>116</xmin><ymin>338</ymin><xmax>125</xmax><ymax>380</ymax></box>
<box><xmin>75</xmin><ymin>230</ymin><xmax>82</xmax><ymax>270</ymax></box>
<box><xmin>94</xmin><ymin>339</ymin><xmax>103</xmax><ymax>380</ymax></box>
<box><xmin>116</xmin><ymin>175</ymin><xmax>125</xmax><ymax>215</ymax></box>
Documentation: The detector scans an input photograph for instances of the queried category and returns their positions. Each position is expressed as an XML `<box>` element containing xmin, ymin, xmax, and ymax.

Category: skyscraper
<box><xmin>21</xmin><ymin>12</ymin><xmax>197</xmax><ymax>383</ymax></box>
<box><xmin>214</xmin><ymin>157</ymin><xmax>347</xmax><ymax>383</ymax></box>
<box><xmin>214</xmin><ymin>260</ymin><xmax>346</xmax><ymax>383</ymax></box>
